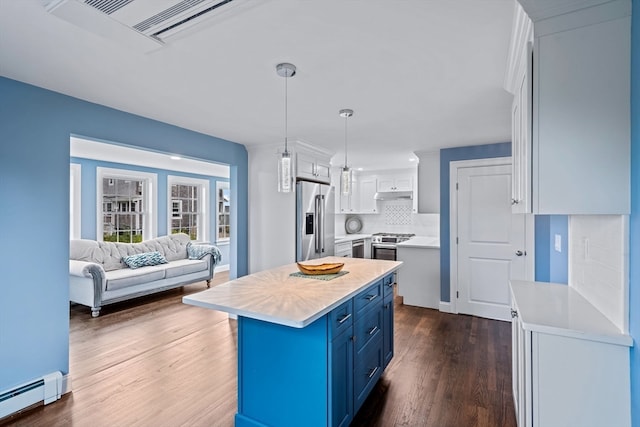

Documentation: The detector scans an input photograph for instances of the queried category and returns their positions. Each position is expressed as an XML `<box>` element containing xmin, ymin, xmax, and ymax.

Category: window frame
<box><xmin>216</xmin><ymin>181</ymin><xmax>230</xmax><ymax>243</ymax></box>
<box><xmin>167</xmin><ymin>175</ymin><xmax>209</xmax><ymax>242</ymax></box>
<box><xmin>96</xmin><ymin>167</ymin><xmax>157</xmax><ymax>243</ymax></box>
<box><xmin>70</xmin><ymin>163</ymin><xmax>82</xmax><ymax>240</ymax></box>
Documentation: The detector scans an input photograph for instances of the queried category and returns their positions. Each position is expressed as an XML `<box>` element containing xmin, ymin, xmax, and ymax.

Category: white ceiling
<box><xmin>0</xmin><ymin>0</ymin><xmax>515</xmax><ymax>170</ymax></box>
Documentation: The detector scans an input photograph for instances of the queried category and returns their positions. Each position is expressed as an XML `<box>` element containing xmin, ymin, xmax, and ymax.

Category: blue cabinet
<box><xmin>235</xmin><ymin>273</ymin><xmax>395</xmax><ymax>427</ymax></box>
<box><xmin>353</xmin><ymin>306</ymin><xmax>383</xmax><ymax>412</ymax></box>
<box><xmin>382</xmin><ymin>273</ymin><xmax>395</xmax><ymax>368</ymax></box>
<box><xmin>330</xmin><ymin>326</ymin><xmax>354</xmax><ymax>427</ymax></box>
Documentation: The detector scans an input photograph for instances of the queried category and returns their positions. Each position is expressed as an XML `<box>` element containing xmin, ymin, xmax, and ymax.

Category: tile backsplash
<box><xmin>569</xmin><ymin>215</ymin><xmax>628</xmax><ymax>332</ymax></box>
<box><xmin>335</xmin><ymin>199</ymin><xmax>439</xmax><ymax>237</ymax></box>
<box><xmin>383</xmin><ymin>200</ymin><xmax>413</xmax><ymax>226</ymax></box>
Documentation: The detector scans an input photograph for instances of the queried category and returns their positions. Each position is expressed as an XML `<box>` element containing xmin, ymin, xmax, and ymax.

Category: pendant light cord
<box><xmin>344</xmin><ymin>114</ymin><xmax>348</xmax><ymax>167</ymax></box>
<box><xmin>284</xmin><ymin>72</ymin><xmax>289</xmax><ymax>155</ymax></box>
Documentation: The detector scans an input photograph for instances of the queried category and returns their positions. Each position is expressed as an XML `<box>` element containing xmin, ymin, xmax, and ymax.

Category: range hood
<box><xmin>374</xmin><ymin>191</ymin><xmax>413</xmax><ymax>201</ymax></box>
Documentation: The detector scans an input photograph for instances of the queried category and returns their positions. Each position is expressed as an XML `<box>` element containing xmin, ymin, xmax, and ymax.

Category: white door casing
<box><xmin>450</xmin><ymin>157</ymin><xmax>528</xmax><ymax>321</ymax></box>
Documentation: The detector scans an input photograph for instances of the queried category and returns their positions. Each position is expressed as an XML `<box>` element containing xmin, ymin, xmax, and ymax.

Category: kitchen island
<box><xmin>183</xmin><ymin>256</ymin><xmax>402</xmax><ymax>427</ymax></box>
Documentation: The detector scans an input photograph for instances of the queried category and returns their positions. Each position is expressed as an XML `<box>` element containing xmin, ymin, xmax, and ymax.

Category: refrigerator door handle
<box><xmin>319</xmin><ymin>195</ymin><xmax>325</xmax><ymax>253</ymax></box>
<box><xmin>314</xmin><ymin>194</ymin><xmax>321</xmax><ymax>254</ymax></box>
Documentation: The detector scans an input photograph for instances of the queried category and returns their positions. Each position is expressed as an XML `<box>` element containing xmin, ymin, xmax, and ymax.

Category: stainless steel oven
<box><xmin>372</xmin><ymin>243</ymin><xmax>397</xmax><ymax>260</ymax></box>
<box><xmin>371</xmin><ymin>233</ymin><xmax>415</xmax><ymax>261</ymax></box>
<box><xmin>352</xmin><ymin>239</ymin><xmax>365</xmax><ymax>258</ymax></box>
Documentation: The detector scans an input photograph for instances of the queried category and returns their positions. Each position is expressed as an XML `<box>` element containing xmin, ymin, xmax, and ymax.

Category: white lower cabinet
<box><xmin>510</xmin><ymin>281</ymin><xmax>632</xmax><ymax>427</ymax></box>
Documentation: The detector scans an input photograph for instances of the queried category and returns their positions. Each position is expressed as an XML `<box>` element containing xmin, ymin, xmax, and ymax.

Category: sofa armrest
<box><xmin>70</xmin><ymin>260</ymin><xmax>106</xmax><ymax>313</ymax></box>
<box><xmin>187</xmin><ymin>243</ymin><xmax>222</xmax><ymax>265</ymax></box>
<box><xmin>70</xmin><ymin>259</ymin><xmax>105</xmax><ymax>278</ymax></box>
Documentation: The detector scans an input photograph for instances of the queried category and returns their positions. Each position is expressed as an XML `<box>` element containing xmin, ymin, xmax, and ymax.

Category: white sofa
<box><xmin>69</xmin><ymin>233</ymin><xmax>221</xmax><ymax>317</ymax></box>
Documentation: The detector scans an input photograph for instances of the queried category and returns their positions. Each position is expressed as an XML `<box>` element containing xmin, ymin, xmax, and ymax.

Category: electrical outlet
<box><xmin>554</xmin><ymin>234</ymin><xmax>562</xmax><ymax>252</ymax></box>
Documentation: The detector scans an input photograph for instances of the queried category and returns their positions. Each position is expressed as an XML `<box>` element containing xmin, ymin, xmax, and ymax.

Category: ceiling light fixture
<box><xmin>276</xmin><ymin>62</ymin><xmax>296</xmax><ymax>193</ymax></box>
<box><xmin>339</xmin><ymin>108</ymin><xmax>354</xmax><ymax>196</ymax></box>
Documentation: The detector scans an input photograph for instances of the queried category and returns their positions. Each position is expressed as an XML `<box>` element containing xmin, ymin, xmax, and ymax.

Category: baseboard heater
<box><xmin>0</xmin><ymin>372</ymin><xmax>63</xmax><ymax>419</ymax></box>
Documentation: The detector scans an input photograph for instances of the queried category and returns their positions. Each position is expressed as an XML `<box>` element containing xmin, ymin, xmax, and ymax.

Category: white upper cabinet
<box><xmin>376</xmin><ymin>174</ymin><xmax>413</xmax><ymax>192</ymax></box>
<box><xmin>337</xmin><ymin>173</ymin><xmax>378</xmax><ymax>214</ymax></box>
<box><xmin>510</xmin><ymin>40</ymin><xmax>533</xmax><ymax>214</ymax></box>
<box><xmin>506</xmin><ymin>0</ymin><xmax>631</xmax><ymax>214</ymax></box>
<box><xmin>358</xmin><ymin>176</ymin><xmax>378</xmax><ymax>214</ymax></box>
<box><xmin>297</xmin><ymin>152</ymin><xmax>331</xmax><ymax>184</ymax></box>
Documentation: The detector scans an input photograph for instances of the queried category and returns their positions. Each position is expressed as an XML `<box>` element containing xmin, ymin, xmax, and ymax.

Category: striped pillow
<box><xmin>122</xmin><ymin>251</ymin><xmax>168</xmax><ymax>269</ymax></box>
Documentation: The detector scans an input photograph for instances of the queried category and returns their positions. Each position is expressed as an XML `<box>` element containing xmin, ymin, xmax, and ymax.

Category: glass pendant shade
<box><xmin>339</xmin><ymin>108</ymin><xmax>354</xmax><ymax>196</ymax></box>
<box><xmin>278</xmin><ymin>150</ymin><xmax>292</xmax><ymax>193</ymax></box>
<box><xmin>341</xmin><ymin>166</ymin><xmax>352</xmax><ymax>195</ymax></box>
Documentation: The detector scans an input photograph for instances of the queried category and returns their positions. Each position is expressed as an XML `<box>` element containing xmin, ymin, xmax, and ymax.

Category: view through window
<box><xmin>102</xmin><ymin>177</ymin><xmax>145</xmax><ymax>243</ymax></box>
<box><xmin>217</xmin><ymin>182</ymin><xmax>230</xmax><ymax>241</ymax></box>
<box><xmin>170</xmin><ymin>183</ymin><xmax>200</xmax><ymax>240</ymax></box>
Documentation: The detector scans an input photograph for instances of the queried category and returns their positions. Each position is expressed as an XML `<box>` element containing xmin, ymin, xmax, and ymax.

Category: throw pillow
<box><xmin>122</xmin><ymin>251</ymin><xmax>168</xmax><ymax>269</ymax></box>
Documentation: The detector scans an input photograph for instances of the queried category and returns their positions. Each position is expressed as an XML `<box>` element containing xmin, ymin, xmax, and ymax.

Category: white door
<box><xmin>452</xmin><ymin>159</ymin><xmax>526</xmax><ymax>321</ymax></box>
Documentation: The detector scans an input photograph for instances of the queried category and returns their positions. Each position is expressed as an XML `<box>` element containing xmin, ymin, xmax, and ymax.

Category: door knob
<box><xmin>515</xmin><ymin>250</ymin><xmax>524</xmax><ymax>256</ymax></box>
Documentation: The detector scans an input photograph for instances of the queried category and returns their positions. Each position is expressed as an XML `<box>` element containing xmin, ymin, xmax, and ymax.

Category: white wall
<box><xmin>248</xmin><ymin>144</ymin><xmax>296</xmax><ymax>273</ymax></box>
<box><xmin>415</xmin><ymin>150</ymin><xmax>440</xmax><ymax>213</ymax></box>
<box><xmin>569</xmin><ymin>215</ymin><xmax>629</xmax><ymax>332</ymax></box>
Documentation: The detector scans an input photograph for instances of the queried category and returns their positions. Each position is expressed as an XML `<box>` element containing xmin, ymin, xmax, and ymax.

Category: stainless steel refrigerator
<box><xmin>296</xmin><ymin>180</ymin><xmax>335</xmax><ymax>261</ymax></box>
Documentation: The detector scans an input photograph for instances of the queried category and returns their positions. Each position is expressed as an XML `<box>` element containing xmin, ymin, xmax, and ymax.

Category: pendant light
<box><xmin>276</xmin><ymin>62</ymin><xmax>296</xmax><ymax>193</ymax></box>
<box><xmin>339</xmin><ymin>108</ymin><xmax>354</xmax><ymax>195</ymax></box>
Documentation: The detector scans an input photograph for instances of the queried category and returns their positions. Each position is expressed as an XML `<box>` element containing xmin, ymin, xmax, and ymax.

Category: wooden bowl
<box><xmin>296</xmin><ymin>262</ymin><xmax>345</xmax><ymax>275</ymax></box>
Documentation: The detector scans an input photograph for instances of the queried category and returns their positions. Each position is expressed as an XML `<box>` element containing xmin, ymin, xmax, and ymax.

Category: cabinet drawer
<box><xmin>354</xmin><ymin>337</ymin><xmax>383</xmax><ymax>412</ymax></box>
<box><xmin>329</xmin><ymin>300</ymin><xmax>353</xmax><ymax>339</ymax></box>
<box><xmin>354</xmin><ymin>281</ymin><xmax>382</xmax><ymax>315</ymax></box>
<box><xmin>382</xmin><ymin>273</ymin><xmax>394</xmax><ymax>298</ymax></box>
<box><xmin>354</xmin><ymin>306</ymin><xmax>383</xmax><ymax>354</ymax></box>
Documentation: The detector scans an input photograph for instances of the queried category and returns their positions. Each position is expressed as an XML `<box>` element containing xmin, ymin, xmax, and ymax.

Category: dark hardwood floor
<box><xmin>2</xmin><ymin>273</ymin><xmax>516</xmax><ymax>427</ymax></box>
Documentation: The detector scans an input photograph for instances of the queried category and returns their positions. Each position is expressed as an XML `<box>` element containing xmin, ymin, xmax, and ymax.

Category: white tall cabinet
<box><xmin>506</xmin><ymin>0</ymin><xmax>631</xmax><ymax>214</ymax></box>
<box><xmin>510</xmin><ymin>281</ymin><xmax>632</xmax><ymax>427</ymax></box>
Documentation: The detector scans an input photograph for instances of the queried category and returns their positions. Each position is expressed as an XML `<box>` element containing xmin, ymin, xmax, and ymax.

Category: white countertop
<box><xmin>183</xmin><ymin>256</ymin><xmax>402</xmax><ymax>328</ymax></box>
<box><xmin>396</xmin><ymin>236</ymin><xmax>440</xmax><ymax>249</ymax></box>
<box><xmin>510</xmin><ymin>280</ymin><xmax>632</xmax><ymax>347</ymax></box>
<box><xmin>335</xmin><ymin>234</ymin><xmax>372</xmax><ymax>244</ymax></box>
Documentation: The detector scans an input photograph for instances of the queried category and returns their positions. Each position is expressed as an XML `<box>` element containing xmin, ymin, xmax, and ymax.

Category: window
<box><xmin>97</xmin><ymin>167</ymin><xmax>157</xmax><ymax>243</ymax></box>
<box><xmin>216</xmin><ymin>181</ymin><xmax>230</xmax><ymax>242</ymax></box>
<box><xmin>168</xmin><ymin>176</ymin><xmax>209</xmax><ymax>241</ymax></box>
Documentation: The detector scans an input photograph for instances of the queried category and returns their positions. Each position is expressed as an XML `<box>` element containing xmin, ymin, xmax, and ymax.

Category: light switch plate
<box><xmin>554</xmin><ymin>234</ymin><xmax>562</xmax><ymax>252</ymax></box>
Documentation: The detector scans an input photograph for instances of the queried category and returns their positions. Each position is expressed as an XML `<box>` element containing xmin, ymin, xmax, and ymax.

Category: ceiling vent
<box><xmin>44</xmin><ymin>0</ymin><xmax>240</xmax><ymax>51</ymax></box>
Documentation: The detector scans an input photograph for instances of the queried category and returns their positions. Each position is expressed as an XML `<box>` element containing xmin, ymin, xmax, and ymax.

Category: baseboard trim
<box><xmin>439</xmin><ymin>301</ymin><xmax>453</xmax><ymax>313</ymax></box>
<box><xmin>215</xmin><ymin>264</ymin><xmax>230</xmax><ymax>273</ymax></box>
<box><xmin>61</xmin><ymin>374</ymin><xmax>72</xmax><ymax>396</ymax></box>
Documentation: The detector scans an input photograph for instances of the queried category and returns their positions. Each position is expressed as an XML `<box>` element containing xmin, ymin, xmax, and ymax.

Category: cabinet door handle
<box><xmin>337</xmin><ymin>313</ymin><xmax>352</xmax><ymax>324</ymax></box>
<box><xmin>515</xmin><ymin>250</ymin><xmax>524</xmax><ymax>256</ymax></box>
<box><xmin>367</xmin><ymin>366</ymin><xmax>379</xmax><ymax>379</ymax></box>
<box><xmin>511</xmin><ymin>198</ymin><xmax>519</xmax><ymax>205</ymax></box>
<box><xmin>368</xmin><ymin>326</ymin><xmax>379</xmax><ymax>335</ymax></box>
<box><xmin>511</xmin><ymin>309</ymin><xmax>518</xmax><ymax>318</ymax></box>
<box><xmin>366</xmin><ymin>294</ymin><xmax>378</xmax><ymax>302</ymax></box>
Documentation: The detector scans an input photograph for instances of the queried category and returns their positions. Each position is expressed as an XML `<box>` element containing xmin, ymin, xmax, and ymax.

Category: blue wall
<box><xmin>629</xmin><ymin>0</ymin><xmax>639</xmax><ymax>423</ymax></box>
<box><xmin>534</xmin><ymin>215</ymin><xmax>568</xmax><ymax>284</ymax></box>
<box><xmin>0</xmin><ymin>77</ymin><xmax>248</xmax><ymax>392</ymax></box>
<box><xmin>439</xmin><ymin>142</ymin><xmax>512</xmax><ymax>302</ymax></box>
<box><xmin>70</xmin><ymin>157</ymin><xmax>231</xmax><ymax>266</ymax></box>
